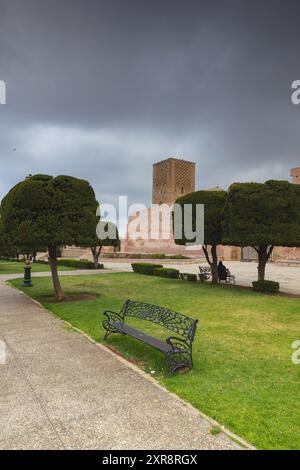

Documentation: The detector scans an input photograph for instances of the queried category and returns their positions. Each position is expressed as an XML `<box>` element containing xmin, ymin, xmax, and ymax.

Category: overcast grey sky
<box><xmin>0</xmin><ymin>0</ymin><xmax>300</xmax><ymax>207</ymax></box>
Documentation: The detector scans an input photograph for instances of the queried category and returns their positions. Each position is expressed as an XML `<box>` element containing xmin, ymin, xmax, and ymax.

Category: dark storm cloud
<box><xmin>0</xmin><ymin>0</ymin><xmax>300</xmax><ymax>207</ymax></box>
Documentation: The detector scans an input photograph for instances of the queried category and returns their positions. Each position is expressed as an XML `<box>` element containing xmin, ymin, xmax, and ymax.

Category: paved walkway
<box><xmin>0</xmin><ymin>280</ymin><xmax>243</xmax><ymax>450</ymax></box>
<box><xmin>3</xmin><ymin>260</ymin><xmax>300</xmax><ymax>295</ymax></box>
<box><xmin>1</xmin><ymin>268</ymin><xmax>121</xmax><ymax>282</ymax></box>
<box><xmin>102</xmin><ymin>260</ymin><xmax>300</xmax><ymax>295</ymax></box>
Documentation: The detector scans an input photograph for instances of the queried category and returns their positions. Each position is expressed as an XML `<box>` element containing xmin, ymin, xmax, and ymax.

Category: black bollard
<box><xmin>22</xmin><ymin>261</ymin><xmax>32</xmax><ymax>287</ymax></box>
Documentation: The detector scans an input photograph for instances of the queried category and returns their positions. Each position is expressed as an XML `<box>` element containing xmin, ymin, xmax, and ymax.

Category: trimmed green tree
<box><xmin>173</xmin><ymin>190</ymin><xmax>227</xmax><ymax>284</ymax></box>
<box><xmin>0</xmin><ymin>174</ymin><xmax>98</xmax><ymax>300</ymax></box>
<box><xmin>0</xmin><ymin>224</ymin><xmax>18</xmax><ymax>259</ymax></box>
<box><xmin>222</xmin><ymin>180</ymin><xmax>300</xmax><ymax>281</ymax></box>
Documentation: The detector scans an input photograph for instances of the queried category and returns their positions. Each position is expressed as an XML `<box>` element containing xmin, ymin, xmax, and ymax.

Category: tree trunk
<box><xmin>210</xmin><ymin>245</ymin><xmax>219</xmax><ymax>284</ymax></box>
<box><xmin>202</xmin><ymin>244</ymin><xmax>219</xmax><ymax>284</ymax></box>
<box><xmin>91</xmin><ymin>245</ymin><xmax>102</xmax><ymax>269</ymax></box>
<box><xmin>48</xmin><ymin>245</ymin><xmax>65</xmax><ymax>301</ymax></box>
<box><xmin>255</xmin><ymin>245</ymin><xmax>274</xmax><ymax>281</ymax></box>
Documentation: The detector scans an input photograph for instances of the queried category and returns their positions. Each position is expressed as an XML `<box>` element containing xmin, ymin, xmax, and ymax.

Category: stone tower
<box><xmin>152</xmin><ymin>157</ymin><xmax>195</xmax><ymax>205</ymax></box>
<box><xmin>291</xmin><ymin>167</ymin><xmax>300</xmax><ymax>184</ymax></box>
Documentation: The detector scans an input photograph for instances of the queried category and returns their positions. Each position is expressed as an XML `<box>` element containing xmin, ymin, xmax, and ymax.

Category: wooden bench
<box><xmin>102</xmin><ymin>300</ymin><xmax>198</xmax><ymax>374</ymax></box>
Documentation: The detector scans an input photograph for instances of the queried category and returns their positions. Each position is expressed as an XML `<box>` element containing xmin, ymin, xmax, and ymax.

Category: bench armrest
<box><xmin>103</xmin><ymin>310</ymin><xmax>124</xmax><ymax>323</ymax></box>
<box><xmin>166</xmin><ymin>336</ymin><xmax>191</xmax><ymax>352</ymax></box>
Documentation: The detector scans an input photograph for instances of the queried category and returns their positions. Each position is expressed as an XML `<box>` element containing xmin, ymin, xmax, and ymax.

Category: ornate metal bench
<box><xmin>102</xmin><ymin>300</ymin><xmax>198</xmax><ymax>374</ymax></box>
<box><xmin>198</xmin><ymin>266</ymin><xmax>212</xmax><ymax>281</ymax></box>
<box><xmin>225</xmin><ymin>268</ymin><xmax>236</xmax><ymax>284</ymax></box>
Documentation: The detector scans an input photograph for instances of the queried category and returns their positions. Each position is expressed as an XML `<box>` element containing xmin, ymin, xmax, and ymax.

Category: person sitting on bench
<box><xmin>218</xmin><ymin>261</ymin><xmax>228</xmax><ymax>282</ymax></box>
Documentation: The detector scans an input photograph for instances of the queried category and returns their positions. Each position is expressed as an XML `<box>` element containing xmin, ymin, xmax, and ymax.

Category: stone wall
<box><xmin>122</xmin><ymin>206</ymin><xmax>202</xmax><ymax>255</ymax></box>
<box><xmin>273</xmin><ymin>246</ymin><xmax>300</xmax><ymax>263</ymax></box>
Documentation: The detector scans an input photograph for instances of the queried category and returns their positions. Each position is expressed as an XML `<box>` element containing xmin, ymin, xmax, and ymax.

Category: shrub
<box><xmin>186</xmin><ymin>273</ymin><xmax>197</xmax><ymax>282</ymax></box>
<box><xmin>131</xmin><ymin>263</ymin><xmax>163</xmax><ymax>275</ymax></box>
<box><xmin>180</xmin><ymin>273</ymin><xmax>198</xmax><ymax>282</ymax></box>
<box><xmin>153</xmin><ymin>267</ymin><xmax>180</xmax><ymax>279</ymax></box>
<box><xmin>169</xmin><ymin>254</ymin><xmax>190</xmax><ymax>259</ymax></box>
<box><xmin>252</xmin><ymin>280</ymin><xmax>280</xmax><ymax>294</ymax></box>
<box><xmin>34</xmin><ymin>258</ymin><xmax>104</xmax><ymax>269</ymax></box>
<box><xmin>57</xmin><ymin>259</ymin><xmax>103</xmax><ymax>269</ymax></box>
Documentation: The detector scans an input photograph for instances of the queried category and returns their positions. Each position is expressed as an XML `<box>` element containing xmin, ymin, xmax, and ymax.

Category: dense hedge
<box><xmin>0</xmin><ymin>257</ymin><xmax>103</xmax><ymax>270</ymax></box>
<box><xmin>153</xmin><ymin>267</ymin><xmax>180</xmax><ymax>279</ymax></box>
<box><xmin>252</xmin><ymin>280</ymin><xmax>280</xmax><ymax>293</ymax></box>
<box><xmin>131</xmin><ymin>262</ymin><xmax>163</xmax><ymax>275</ymax></box>
<box><xmin>57</xmin><ymin>259</ymin><xmax>104</xmax><ymax>269</ymax></box>
<box><xmin>180</xmin><ymin>272</ymin><xmax>198</xmax><ymax>282</ymax></box>
<box><xmin>185</xmin><ymin>273</ymin><xmax>197</xmax><ymax>282</ymax></box>
<box><xmin>132</xmin><ymin>263</ymin><xmax>181</xmax><ymax>278</ymax></box>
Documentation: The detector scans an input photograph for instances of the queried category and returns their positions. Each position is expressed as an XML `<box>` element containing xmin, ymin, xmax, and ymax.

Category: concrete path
<box><xmin>102</xmin><ymin>260</ymin><xmax>300</xmax><ymax>295</ymax></box>
<box><xmin>0</xmin><ymin>268</ymin><xmax>122</xmax><ymax>282</ymax></box>
<box><xmin>0</xmin><ymin>280</ymin><xmax>243</xmax><ymax>450</ymax></box>
<box><xmin>2</xmin><ymin>260</ymin><xmax>300</xmax><ymax>295</ymax></box>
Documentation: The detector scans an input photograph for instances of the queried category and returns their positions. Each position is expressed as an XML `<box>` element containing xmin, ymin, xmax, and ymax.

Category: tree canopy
<box><xmin>1</xmin><ymin>174</ymin><xmax>98</xmax><ymax>299</ymax></box>
<box><xmin>174</xmin><ymin>189</ymin><xmax>227</xmax><ymax>283</ymax></box>
<box><xmin>222</xmin><ymin>180</ymin><xmax>300</xmax><ymax>247</ymax></box>
<box><xmin>222</xmin><ymin>180</ymin><xmax>300</xmax><ymax>280</ymax></box>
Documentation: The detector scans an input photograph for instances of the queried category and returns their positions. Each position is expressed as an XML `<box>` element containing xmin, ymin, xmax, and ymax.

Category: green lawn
<box><xmin>0</xmin><ymin>259</ymin><xmax>75</xmax><ymax>274</ymax></box>
<box><xmin>9</xmin><ymin>272</ymin><xmax>300</xmax><ymax>450</ymax></box>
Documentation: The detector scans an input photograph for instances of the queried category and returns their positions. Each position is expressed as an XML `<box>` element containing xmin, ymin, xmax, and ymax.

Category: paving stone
<box><xmin>0</xmin><ymin>426</ymin><xmax>63</xmax><ymax>450</ymax></box>
<box><xmin>0</xmin><ymin>392</ymin><xmax>50</xmax><ymax>441</ymax></box>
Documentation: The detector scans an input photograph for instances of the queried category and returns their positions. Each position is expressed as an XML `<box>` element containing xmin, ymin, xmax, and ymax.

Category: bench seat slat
<box><xmin>111</xmin><ymin>321</ymin><xmax>173</xmax><ymax>353</ymax></box>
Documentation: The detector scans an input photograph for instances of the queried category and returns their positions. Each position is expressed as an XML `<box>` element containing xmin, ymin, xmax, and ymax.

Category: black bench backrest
<box><xmin>199</xmin><ymin>266</ymin><xmax>211</xmax><ymax>273</ymax></box>
<box><xmin>121</xmin><ymin>300</ymin><xmax>197</xmax><ymax>342</ymax></box>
